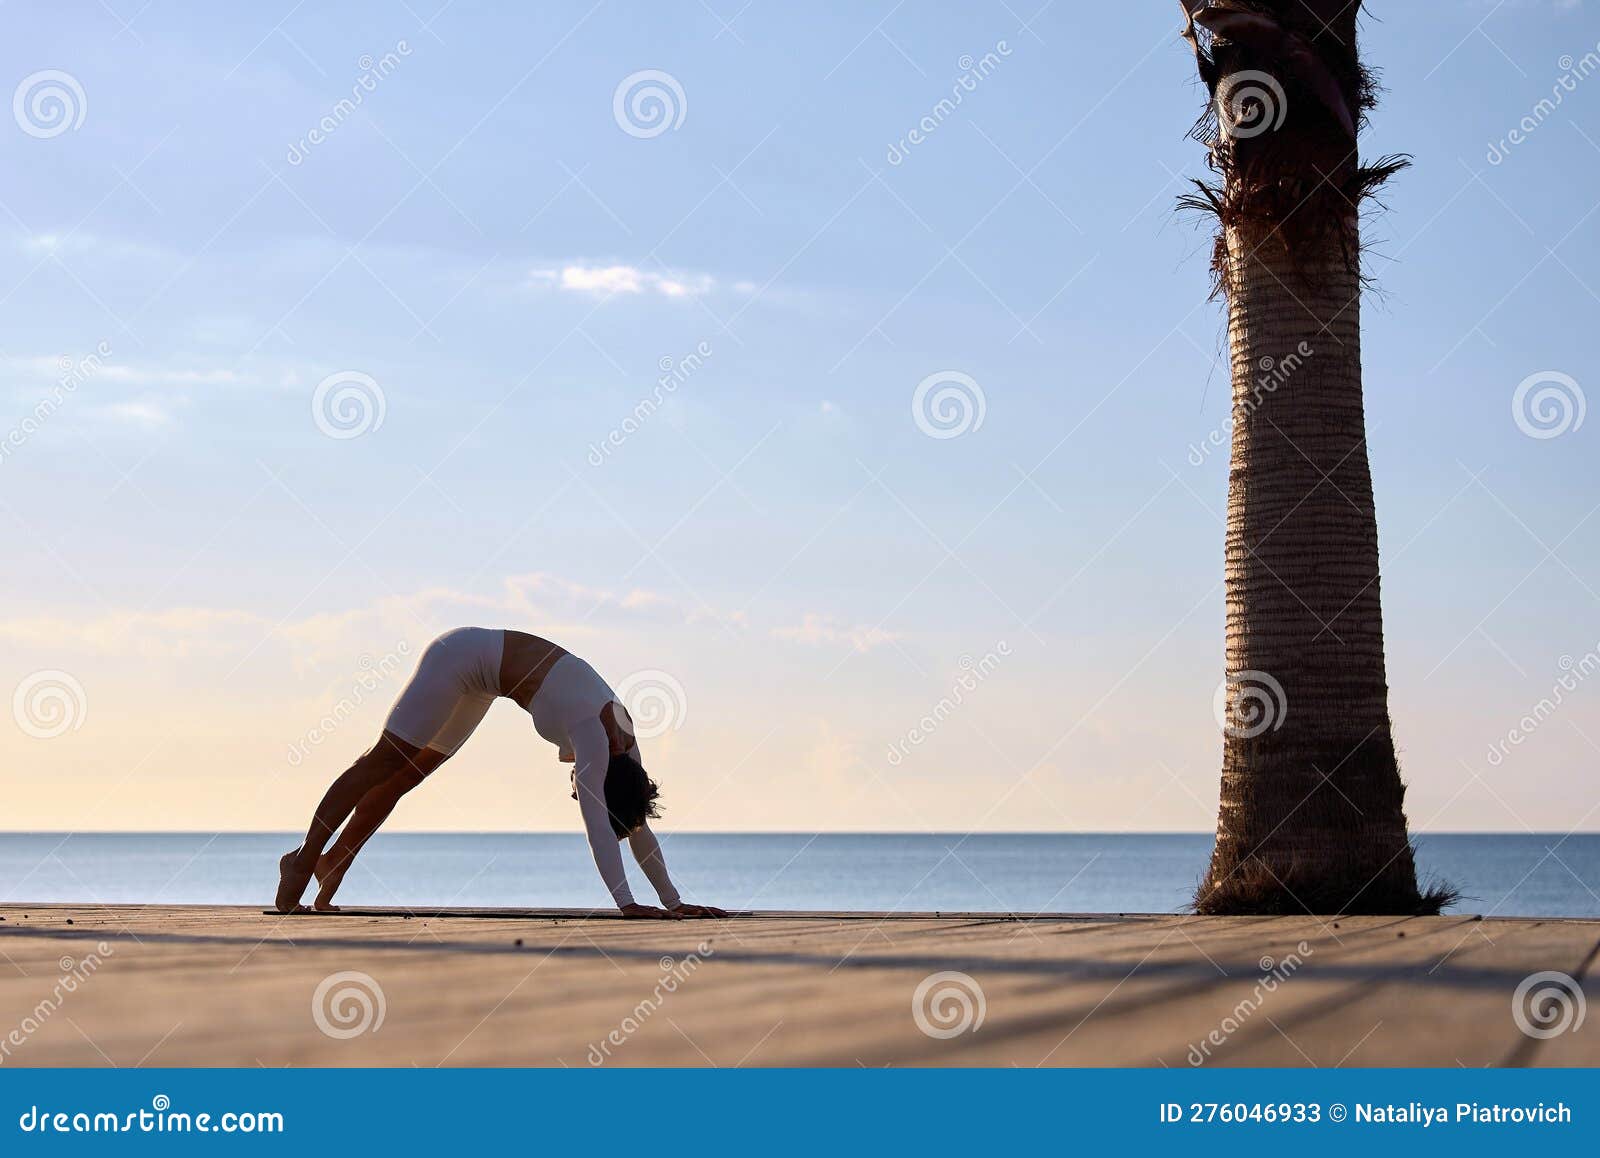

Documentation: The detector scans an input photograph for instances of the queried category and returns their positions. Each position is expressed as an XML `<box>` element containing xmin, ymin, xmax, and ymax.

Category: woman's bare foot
<box><xmin>313</xmin><ymin>849</ymin><xmax>352</xmax><ymax>912</ymax></box>
<box><xmin>275</xmin><ymin>849</ymin><xmax>313</xmax><ymax>913</ymax></box>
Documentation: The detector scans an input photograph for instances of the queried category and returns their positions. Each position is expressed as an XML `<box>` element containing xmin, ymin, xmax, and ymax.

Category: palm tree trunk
<box><xmin>1179</xmin><ymin>0</ymin><xmax>1448</xmax><ymax>914</ymax></box>
<box><xmin>1197</xmin><ymin>217</ymin><xmax>1425</xmax><ymax>913</ymax></box>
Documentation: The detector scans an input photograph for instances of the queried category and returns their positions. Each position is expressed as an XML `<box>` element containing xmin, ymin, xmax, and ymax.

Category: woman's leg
<box><xmin>313</xmin><ymin>747</ymin><xmax>450</xmax><ymax>910</ymax></box>
<box><xmin>276</xmin><ymin>631</ymin><xmax>496</xmax><ymax>913</ymax></box>
<box><xmin>275</xmin><ymin>731</ymin><xmax>426</xmax><ymax>912</ymax></box>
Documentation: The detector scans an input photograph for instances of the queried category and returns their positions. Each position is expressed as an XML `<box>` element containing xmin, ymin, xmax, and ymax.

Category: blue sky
<box><xmin>1</xmin><ymin>1</ymin><xmax>1597</xmax><ymax>833</ymax></box>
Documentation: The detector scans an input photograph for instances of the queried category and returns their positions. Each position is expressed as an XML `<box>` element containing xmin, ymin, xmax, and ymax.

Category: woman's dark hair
<box><xmin>571</xmin><ymin>752</ymin><xmax>662</xmax><ymax>838</ymax></box>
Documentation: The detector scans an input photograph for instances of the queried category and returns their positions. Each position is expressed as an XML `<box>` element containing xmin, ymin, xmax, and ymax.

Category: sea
<box><xmin>0</xmin><ymin>833</ymin><xmax>1596</xmax><ymax>916</ymax></box>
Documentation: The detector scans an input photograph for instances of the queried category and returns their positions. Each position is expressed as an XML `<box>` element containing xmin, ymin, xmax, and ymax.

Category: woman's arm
<box><xmin>569</xmin><ymin>716</ymin><xmax>635</xmax><ymax>909</ymax></box>
<box><xmin>626</xmin><ymin>824</ymin><xmax>681</xmax><ymax>909</ymax></box>
<box><xmin>628</xmin><ymin>822</ymin><xmax>728</xmax><ymax>917</ymax></box>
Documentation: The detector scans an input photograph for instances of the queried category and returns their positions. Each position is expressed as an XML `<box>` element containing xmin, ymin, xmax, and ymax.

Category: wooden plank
<box><xmin>2</xmin><ymin>906</ymin><xmax>1596</xmax><ymax>1067</ymax></box>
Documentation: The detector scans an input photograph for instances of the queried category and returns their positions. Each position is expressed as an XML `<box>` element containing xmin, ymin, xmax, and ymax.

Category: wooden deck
<box><xmin>0</xmin><ymin>904</ymin><xmax>1594</xmax><ymax>1066</ymax></box>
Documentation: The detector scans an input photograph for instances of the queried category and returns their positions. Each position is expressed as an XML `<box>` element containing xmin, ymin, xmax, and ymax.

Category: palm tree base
<box><xmin>1194</xmin><ymin>853</ymin><xmax>1457</xmax><ymax>917</ymax></box>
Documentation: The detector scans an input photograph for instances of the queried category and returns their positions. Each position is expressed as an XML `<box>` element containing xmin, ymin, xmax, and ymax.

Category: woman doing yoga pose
<box><xmin>274</xmin><ymin>628</ymin><xmax>726</xmax><ymax>919</ymax></box>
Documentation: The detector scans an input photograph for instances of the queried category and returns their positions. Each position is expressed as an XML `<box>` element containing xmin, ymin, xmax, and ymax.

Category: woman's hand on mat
<box><xmin>670</xmin><ymin>903</ymin><xmax>729</xmax><ymax>919</ymax></box>
<box><xmin>619</xmin><ymin>902</ymin><xmax>682</xmax><ymax>920</ymax></box>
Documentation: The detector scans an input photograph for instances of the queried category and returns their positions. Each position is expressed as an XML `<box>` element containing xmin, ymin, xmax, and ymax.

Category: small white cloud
<box><xmin>99</xmin><ymin>366</ymin><xmax>243</xmax><ymax>387</ymax></box>
<box><xmin>620</xmin><ymin>588</ymin><xmax>675</xmax><ymax>612</ymax></box>
<box><xmin>0</xmin><ymin>571</ymin><xmax>749</xmax><ymax>663</ymax></box>
<box><xmin>773</xmin><ymin>613</ymin><xmax>898</xmax><ymax>653</ymax></box>
<box><xmin>562</xmin><ymin>264</ymin><xmax>645</xmax><ymax>294</ymax></box>
<box><xmin>18</xmin><ymin>231</ymin><xmax>174</xmax><ymax>262</ymax></box>
<box><xmin>531</xmin><ymin>263</ymin><xmax>713</xmax><ymax>299</ymax></box>
<box><xmin>88</xmin><ymin>400</ymin><xmax>172</xmax><ymax>428</ymax></box>
<box><xmin>2</xmin><ymin>355</ymin><xmax>244</xmax><ymax>389</ymax></box>
<box><xmin>0</xmin><ymin>607</ymin><xmax>267</xmax><ymax>657</ymax></box>
<box><xmin>492</xmin><ymin>572</ymin><xmax>745</xmax><ymax>631</ymax></box>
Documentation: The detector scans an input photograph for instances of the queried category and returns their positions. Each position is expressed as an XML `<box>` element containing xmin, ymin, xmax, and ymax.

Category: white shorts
<box><xmin>383</xmin><ymin>627</ymin><xmax>504</xmax><ymax>755</ymax></box>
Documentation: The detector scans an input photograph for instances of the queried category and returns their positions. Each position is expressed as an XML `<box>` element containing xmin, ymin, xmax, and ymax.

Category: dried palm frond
<box><xmin>1176</xmin><ymin>0</ymin><xmax>1400</xmax><ymax>291</ymax></box>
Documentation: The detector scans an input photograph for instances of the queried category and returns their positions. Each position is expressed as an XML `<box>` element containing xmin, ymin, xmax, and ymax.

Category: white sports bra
<box><xmin>528</xmin><ymin>654</ymin><xmax>618</xmax><ymax>752</ymax></box>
